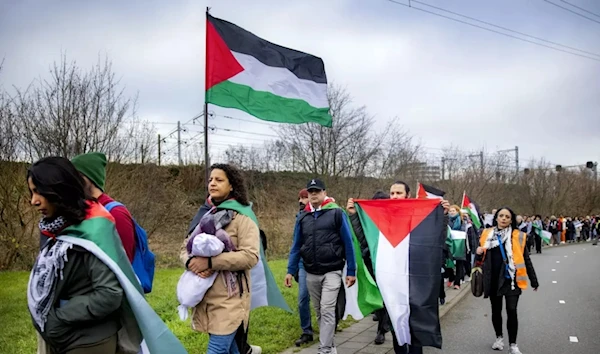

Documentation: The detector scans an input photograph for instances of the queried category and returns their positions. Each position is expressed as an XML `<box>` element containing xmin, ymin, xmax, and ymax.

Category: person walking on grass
<box><xmin>476</xmin><ymin>207</ymin><xmax>539</xmax><ymax>354</ymax></box>
<box><xmin>293</xmin><ymin>188</ymin><xmax>314</xmax><ymax>347</ymax></box>
<box><xmin>285</xmin><ymin>178</ymin><xmax>356</xmax><ymax>354</ymax></box>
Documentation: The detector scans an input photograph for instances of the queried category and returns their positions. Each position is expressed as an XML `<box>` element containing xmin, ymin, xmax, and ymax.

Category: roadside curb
<box><xmin>439</xmin><ymin>283</ymin><xmax>472</xmax><ymax>319</ymax></box>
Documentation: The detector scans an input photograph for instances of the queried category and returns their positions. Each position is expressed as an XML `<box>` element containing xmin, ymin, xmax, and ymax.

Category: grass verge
<box><xmin>0</xmin><ymin>260</ymin><xmax>355</xmax><ymax>354</ymax></box>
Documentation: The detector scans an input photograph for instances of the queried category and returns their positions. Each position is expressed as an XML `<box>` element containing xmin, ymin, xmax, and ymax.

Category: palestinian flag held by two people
<box><xmin>353</xmin><ymin>199</ymin><xmax>445</xmax><ymax>348</ymax></box>
<box><xmin>205</xmin><ymin>13</ymin><xmax>332</xmax><ymax>127</ymax></box>
<box><xmin>532</xmin><ymin>222</ymin><xmax>552</xmax><ymax>244</ymax></box>
<box><xmin>461</xmin><ymin>192</ymin><xmax>482</xmax><ymax>229</ymax></box>
<box><xmin>416</xmin><ymin>183</ymin><xmax>446</xmax><ymax>199</ymax></box>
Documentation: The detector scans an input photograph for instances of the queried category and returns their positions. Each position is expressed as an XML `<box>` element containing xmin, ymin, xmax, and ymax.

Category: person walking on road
<box><xmin>285</xmin><ymin>178</ymin><xmax>357</xmax><ymax>354</ymax></box>
<box><xmin>476</xmin><ymin>207</ymin><xmax>539</xmax><ymax>354</ymax></box>
<box><xmin>533</xmin><ymin>215</ymin><xmax>543</xmax><ymax>254</ymax></box>
<box><xmin>293</xmin><ymin>188</ymin><xmax>314</xmax><ymax>347</ymax></box>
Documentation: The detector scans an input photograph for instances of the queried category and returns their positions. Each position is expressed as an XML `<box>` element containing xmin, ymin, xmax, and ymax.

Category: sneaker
<box><xmin>491</xmin><ymin>337</ymin><xmax>504</xmax><ymax>351</ymax></box>
<box><xmin>295</xmin><ymin>334</ymin><xmax>313</xmax><ymax>347</ymax></box>
<box><xmin>464</xmin><ymin>276</ymin><xmax>471</xmax><ymax>282</ymax></box>
<box><xmin>250</xmin><ymin>345</ymin><xmax>262</xmax><ymax>354</ymax></box>
<box><xmin>374</xmin><ymin>332</ymin><xmax>385</xmax><ymax>345</ymax></box>
<box><xmin>454</xmin><ymin>285</ymin><xmax>460</xmax><ymax>290</ymax></box>
<box><xmin>509</xmin><ymin>344</ymin><xmax>522</xmax><ymax>354</ymax></box>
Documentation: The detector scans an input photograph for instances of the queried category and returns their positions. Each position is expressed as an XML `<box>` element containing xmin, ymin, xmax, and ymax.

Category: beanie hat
<box><xmin>298</xmin><ymin>188</ymin><xmax>308</xmax><ymax>199</ymax></box>
<box><xmin>71</xmin><ymin>152</ymin><xmax>107</xmax><ymax>191</ymax></box>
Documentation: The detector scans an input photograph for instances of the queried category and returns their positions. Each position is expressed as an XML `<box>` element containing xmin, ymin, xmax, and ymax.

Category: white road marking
<box><xmin>552</xmin><ymin>281</ymin><xmax>558</xmax><ymax>284</ymax></box>
<box><xmin>583</xmin><ymin>248</ymin><xmax>586</xmax><ymax>250</ymax></box>
<box><xmin>559</xmin><ymin>300</ymin><xmax>566</xmax><ymax>304</ymax></box>
<box><xmin>556</xmin><ymin>261</ymin><xmax>560</xmax><ymax>263</ymax></box>
<box><xmin>564</xmin><ymin>255</ymin><xmax>568</xmax><ymax>258</ymax></box>
<box><xmin>574</xmin><ymin>251</ymin><xmax>576</xmax><ymax>254</ymax></box>
<box><xmin>569</xmin><ymin>336</ymin><xmax>579</xmax><ymax>343</ymax></box>
<box><xmin>552</xmin><ymin>269</ymin><xmax>556</xmax><ymax>271</ymax></box>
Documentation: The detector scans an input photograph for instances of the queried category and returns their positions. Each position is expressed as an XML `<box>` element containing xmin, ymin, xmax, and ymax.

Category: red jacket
<box><xmin>98</xmin><ymin>194</ymin><xmax>136</xmax><ymax>262</ymax></box>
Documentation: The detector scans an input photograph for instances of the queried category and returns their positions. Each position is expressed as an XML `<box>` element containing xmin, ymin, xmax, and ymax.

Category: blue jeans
<box><xmin>208</xmin><ymin>330</ymin><xmax>239</xmax><ymax>354</ymax></box>
<box><xmin>298</xmin><ymin>261</ymin><xmax>313</xmax><ymax>335</ymax></box>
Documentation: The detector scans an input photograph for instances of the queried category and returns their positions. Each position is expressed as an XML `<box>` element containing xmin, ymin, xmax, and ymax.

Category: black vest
<box><xmin>298</xmin><ymin>208</ymin><xmax>345</xmax><ymax>275</ymax></box>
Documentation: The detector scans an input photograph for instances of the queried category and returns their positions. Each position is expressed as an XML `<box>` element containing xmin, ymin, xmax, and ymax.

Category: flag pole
<box><xmin>204</xmin><ymin>7</ymin><xmax>211</xmax><ymax>187</ymax></box>
<box><xmin>461</xmin><ymin>190</ymin><xmax>466</xmax><ymax>207</ymax></box>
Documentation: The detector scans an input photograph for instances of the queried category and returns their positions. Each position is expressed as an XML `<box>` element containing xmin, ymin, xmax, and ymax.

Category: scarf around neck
<box><xmin>28</xmin><ymin>216</ymin><xmax>73</xmax><ymax>332</ymax></box>
<box><xmin>304</xmin><ymin>197</ymin><xmax>337</xmax><ymax>212</ymax></box>
<box><xmin>449</xmin><ymin>214</ymin><xmax>462</xmax><ymax>230</ymax></box>
<box><xmin>483</xmin><ymin>226</ymin><xmax>517</xmax><ymax>290</ymax></box>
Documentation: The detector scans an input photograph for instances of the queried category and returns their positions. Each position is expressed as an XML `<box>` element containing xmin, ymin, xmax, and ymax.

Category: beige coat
<box><xmin>180</xmin><ymin>212</ymin><xmax>259</xmax><ymax>335</ymax></box>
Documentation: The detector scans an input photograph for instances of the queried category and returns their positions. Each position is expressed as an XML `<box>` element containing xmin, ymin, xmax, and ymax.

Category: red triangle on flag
<box><xmin>206</xmin><ymin>19</ymin><xmax>244</xmax><ymax>90</ymax></box>
<box><xmin>357</xmin><ymin>199</ymin><xmax>440</xmax><ymax>247</ymax></box>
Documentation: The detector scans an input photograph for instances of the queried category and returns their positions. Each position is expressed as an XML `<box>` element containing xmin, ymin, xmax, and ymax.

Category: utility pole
<box><xmin>515</xmin><ymin>145</ymin><xmax>519</xmax><ymax>176</ymax></box>
<box><xmin>141</xmin><ymin>143</ymin><xmax>145</xmax><ymax>164</ymax></box>
<box><xmin>203</xmin><ymin>6</ymin><xmax>211</xmax><ymax>185</ymax></box>
<box><xmin>177</xmin><ymin>120</ymin><xmax>182</xmax><ymax>166</ymax></box>
<box><xmin>441</xmin><ymin>157</ymin><xmax>446</xmax><ymax>180</ymax></box>
<box><xmin>157</xmin><ymin>134</ymin><xmax>161</xmax><ymax>166</ymax></box>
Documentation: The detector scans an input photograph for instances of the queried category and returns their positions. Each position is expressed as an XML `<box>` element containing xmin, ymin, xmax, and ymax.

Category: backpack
<box><xmin>105</xmin><ymin>201</ymin><xmax>156</xmax><ymax>294</ymax></box>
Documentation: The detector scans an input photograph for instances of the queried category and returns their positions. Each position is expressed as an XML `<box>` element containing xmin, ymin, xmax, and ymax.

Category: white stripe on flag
<box><xmin>342</xmin><ymin>264</ymin><xmax>363</xmax><ymax>320</ymax></box>
<box><xmin>229</xmin><ymin>52</ymin><xmax>328</xmax><ymax>108</ymax></box>
<box><xmin>375</xmin><ymin>232</ymin><xmax>411</xmax><ymax>345</ymax></box>
<box><xmin>450</xmin><ymin>230</ymin><xmax>467</xmax><ymax>240</ymax></box>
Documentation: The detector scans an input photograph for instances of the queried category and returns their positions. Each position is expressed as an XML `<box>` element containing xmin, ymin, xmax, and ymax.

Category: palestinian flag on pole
<box><xmin>532</xmin><ymin>222</ymin><xmax>552</xmax><ymax>244</ymax></box>
<box><xmin>461</xmin><ymin>192</ymin><xmax>482</xmax><ymax>229</ymax></box>
<box><xmin>205</xmin><ymin>13</ymin><xmax>332</xmax><ymax>127</ymax></box>
<box><xmin>55</xmin><ymin>203</ymin><xmax>187</xmax><ymax>354</ymax></box>
<box><xmin>416</xmin><ymin>183</ymin><xmax>445</xmax><ymax>199</ymax></box>
<box><xmin>354</xmin><ymin>199</ymin><xmax>444</xmax><ymax>348</ymax></box>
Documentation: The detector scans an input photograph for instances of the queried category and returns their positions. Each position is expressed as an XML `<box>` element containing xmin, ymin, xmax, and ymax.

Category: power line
<box><xmin>210</xmin><ymin>112</ymin><xmax>280</xmax><ymax>127</ymax></box>
<box><xmin>384</xmin><ymin>0</ymin><xmax>600</xmax><ymax>62</ymax></box>
<box><xmin>409</xmin><ymin>0</ymin><xmax>600</xmax><ymax>58</ymax></box>
<box><xmin>544</xmin><ymin>0</ymin><xmax>600</xmax><ymax>24</ymax></box>
<box><xmin>559</xmin><ymin>0</ymin><xmax>600</xmax><ymax>18</ymax></box>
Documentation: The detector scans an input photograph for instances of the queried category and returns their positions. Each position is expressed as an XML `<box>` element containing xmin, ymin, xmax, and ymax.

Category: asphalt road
<box><xmin>424</xmin><ymin>242</ymin><xmax>600</xmax><ymax>354</ymax></box>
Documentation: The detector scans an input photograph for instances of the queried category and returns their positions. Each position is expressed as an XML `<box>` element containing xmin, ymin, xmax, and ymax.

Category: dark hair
<box><xmin>492</xmin><ymin>207</ymin><xmax>518</xmax><ymax>230</ymax></box>
<box><xmin>210</xmin><ymin>163</ymin><xmax>249</xmax><ymax>206</ymax></box>
<box><xmin>392</xmin><ymin>181</ymin><xmax>410</xmax><ymax>194</ymax></box>
<box><xmin>27</xmin><ymin>157</ymin><xmax>92</xmax><ymax>223</ymax></box>
<box><xmin>372</xmin><ymin>191</ymin><xmax>389</xmax><ymax>200</ymax></box>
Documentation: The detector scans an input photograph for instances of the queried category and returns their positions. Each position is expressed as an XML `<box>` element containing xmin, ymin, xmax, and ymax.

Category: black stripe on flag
<box><xmin>423</xmin><ymin>183</ymin><xmax>446</xmax><ymax>197</ymax></box>
<box><xmin>408</xmin><ymin>204</ymin><xmax>444</xmax><ymax>349</ymax></box>
<box><xmin>207</xmin><ymin>14</ymin><xmax>328</xmax><ymax>84</ymax></box>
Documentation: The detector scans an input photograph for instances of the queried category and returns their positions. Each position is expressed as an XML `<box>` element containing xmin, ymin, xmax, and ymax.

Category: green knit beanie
<box><xmin>71</xmin><ymin>152</ymin><xmax>107</xmax><ymax>191</ymax></box>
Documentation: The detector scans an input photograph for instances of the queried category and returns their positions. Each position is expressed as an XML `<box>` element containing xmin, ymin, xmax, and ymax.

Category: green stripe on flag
<box><xmin>355</xmin><ymin>204</ymin><xmax>380</xmax><ymax>275</ymax></box>
<box><xmin>345</xmin><ymin>213</ymin><xmax>383</xmax><ymax>317</ymax></box>
<box><xmin>207</xmin><ymin>80</ymin><xmax>332</xmax><ymax>127</ymax></box>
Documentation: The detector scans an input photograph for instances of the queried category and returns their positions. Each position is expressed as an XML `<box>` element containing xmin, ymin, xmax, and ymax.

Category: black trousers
<box><xmin>490</xmin><ymin>294</ymin><xmax>520</xmax><ymax>345</ymax></box>
<box><xmin>534</xmin><ymin>235</ymin><xmax>542</xmax><ymax>253</ymax></box>
<box><xmin>392</xmin><ymin>334</ymin><xmax>423</xmax><ymax>354</ymax></box>
<box><xmin>439</xmin><ymin>277</ymin><xmax>446</xmax><ymax>300</ymax></box>
<box><xmin>375</xmin><ymin>306</ymin><xmax>390</xmax><ymax>334</ymax></box>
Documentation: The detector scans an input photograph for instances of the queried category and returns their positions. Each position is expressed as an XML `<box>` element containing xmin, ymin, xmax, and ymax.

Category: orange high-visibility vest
<box><xmin>479</xmin><ymin>228</ymin><xmax>528</xmax><ymax>290</ymax></box>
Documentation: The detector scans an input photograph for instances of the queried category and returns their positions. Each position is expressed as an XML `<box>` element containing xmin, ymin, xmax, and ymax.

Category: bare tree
<box><xmin>13</xmin><ymin>54</ymin><xmax>140</xmax><ymax>161</ymax></box>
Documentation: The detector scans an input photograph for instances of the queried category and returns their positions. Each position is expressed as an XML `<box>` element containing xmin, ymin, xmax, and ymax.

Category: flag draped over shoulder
<box><xmin>205</xmin><ymin>13</ymin><xmax>332</xmax><ymax>127</ymax></box>
<box><xmin>58</xmin><ymin>203</ymin><xmax>187</xmax><ymax>354</ymax></box>
<box><xmin>217</xmin><ymin>200</ymin><xmax>292</xmax><ymax>313</ymax></box>
<box><xmin>354</xmin><ymin>199</ymin><xmax>444</xmax><ymax>349</ymax></box>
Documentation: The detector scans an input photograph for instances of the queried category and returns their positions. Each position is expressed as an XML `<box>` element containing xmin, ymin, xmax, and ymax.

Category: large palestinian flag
<box><xmin>354</xmin><ymin>199</ymin><xmax>444</xmax><ymax>348</ymax></box>
<box><xmin>532</xmin><ymin>222</ymin><xmax>552</xmax><ymax>244</ymax></box>
<box><xmin>416</xmin><ymin>183</ymin><xmax>445</xmax><ymax>199</ymax></box>
<box><xmin>205</xmin><ymin>13</ymin><xmax>332</xmax><ymax>127</ymax></box>
<box><xmin>461</xmin><ymin>192</ymin><xmax>482</xmax><ymax>229</ymax></box>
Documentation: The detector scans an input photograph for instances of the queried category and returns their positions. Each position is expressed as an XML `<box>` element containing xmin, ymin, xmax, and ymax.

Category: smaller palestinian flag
<box><xmin>533</xmin><ymin>223</ymin><xmax>552</xmax><ymax>244</ymax></box>
<box><xmin>449</xmin><ymin>229</ymin><xmax>466</xmax><ymax>259</ymax></box>
<box><xmin>416</xmin><ymin>183</ymin><xmax>445</xmax><ymax>199</ymax></box>
<box><xmin>206</xmin><ymin>13</ymin><xmax>332</xmax><ymax>127</ymax></box>
<box><xmin>461</xmin><ymin>192</ymin><xmax>482</xmax><ymax>229</ymax></box>
<box><xmin>355</xmin><ymin>199</ymin><xmax>444</xmax><ymax>348</ymax></box>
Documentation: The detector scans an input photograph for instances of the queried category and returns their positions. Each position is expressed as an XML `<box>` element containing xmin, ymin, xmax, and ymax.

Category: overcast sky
<box><xmin>1</xmin><ymin>0</ymin><xmax>599</xmax><ymax>166</ymax></box>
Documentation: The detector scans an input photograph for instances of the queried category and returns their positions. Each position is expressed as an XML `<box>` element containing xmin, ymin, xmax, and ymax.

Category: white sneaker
<box><xmin>491</xmin><ymin>337</ymin><xmax>504</xmax><ymax>350</ymax></box>
<box><xmin>250</xmin><ymin>345</ymin><xmax>262</xmax><ymax>354</ymax></box>
<box><xmin>509</xmin><ymin>344</ymin><xmax>522</xmax><ymax>354</ymax></box>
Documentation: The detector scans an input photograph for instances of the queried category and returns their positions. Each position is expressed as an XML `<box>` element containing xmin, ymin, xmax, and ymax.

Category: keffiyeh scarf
<box><xmin>482</xmin><ymin>226</ymin><xmax>517</xmax><ymax>290</ymax></box>
<box><xmin>28</xmin><ymin>216</ymin><xmax>73</xmax><ymax>332</ymax></box>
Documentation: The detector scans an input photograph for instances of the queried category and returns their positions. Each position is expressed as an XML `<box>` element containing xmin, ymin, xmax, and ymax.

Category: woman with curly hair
<box><xmin>181</xmin><ymin>163</ymin><xmax>261</xmax><ymax>354</ymax></box>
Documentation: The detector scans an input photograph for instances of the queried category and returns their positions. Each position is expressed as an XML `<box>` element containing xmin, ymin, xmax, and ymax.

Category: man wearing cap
<box><xmin>71</xmin><ymin>152</ymin><xmax>136</xmax><ymax>262</ymax></box>
<box><xmin>294</xmin><ymin>188</ymin><xmax>314</xmax><ymax>346</ymax></box>
<box><xmin>285</xmin><ymin>179</ymin><xmax>356</xmax><ymax>354</ymax></box>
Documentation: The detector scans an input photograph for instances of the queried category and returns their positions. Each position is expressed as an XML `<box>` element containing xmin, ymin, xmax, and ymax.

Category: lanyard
<box><xmin>496</xmin><ymin>235</ymin><xmax>511</xmax><ymax>279</ymax></box>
